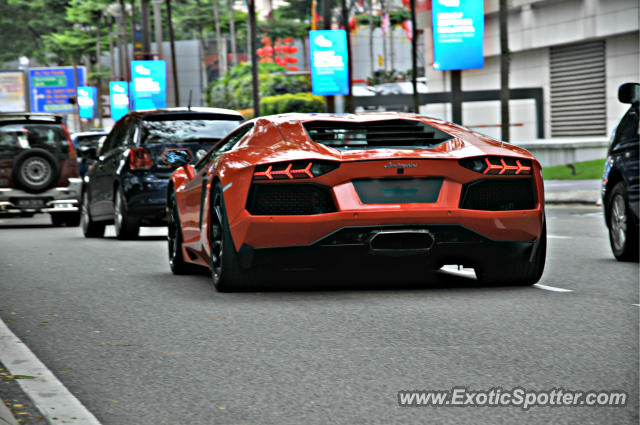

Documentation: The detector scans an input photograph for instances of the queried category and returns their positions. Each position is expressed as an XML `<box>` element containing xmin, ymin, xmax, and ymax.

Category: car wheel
<box><xmin>210</xmin><ymin>183</ymin><xmax>256</xmax><ymax>292</ymax></box>
<box><xmin>607</xmin><ymin>182</ymin><xmax>639</xmax><ymax>261</ymax></box>
<box><xmin>81</xmin><ymin>191</ymin><xmax>105</xmax><ymax>238</ymax></box>
<box><xmin>50</xmin><ymin>212</ymin><xmax>81</xmax><ymax>227</ymax></box>
<box><xmin>475</xmin><ymin>219</ymin><xmax>547</xmax><ymax>286</ymax></box>
<box><xmin>167</xmin><ymin>189</ymin><xmax>199</xmax><ymax>275</ymax></box>
<box><xmin>114</xmin><ymin>187</ymin><xmax>139</xmax><ymax>240</ymax></box>
<box><xmin>12</xmin><ymin>149</ymin><xmax>60</xmax><ymax>193</ymax></box>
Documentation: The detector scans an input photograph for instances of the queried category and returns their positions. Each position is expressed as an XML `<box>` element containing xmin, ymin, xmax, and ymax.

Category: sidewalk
<box><xmin>544</xmin><ymin>179</ymin><xmax>601</xmax><ymax>204</ymax></box>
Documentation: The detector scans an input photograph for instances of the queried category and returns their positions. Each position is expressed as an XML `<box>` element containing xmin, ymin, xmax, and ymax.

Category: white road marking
<box><xmin>548</xmin><ymin>235</ymin><xmax>571</xmax><ymax>239</ymax></box>
<box><xmin>633</xmin><ymin>304</ymin><xmax>640</xmax><ymax>307</ymax></box>
<box><xmin>534</xmin><ymin>284</ymin><xmax>574</xmax><ymax>293</ymax></box>
<box><xmin>440</xmin><ymin>265</ymin><xmax>476</xmax><ymax>277</ymax></box>
<box><xmin>0</xmin><ymin>319</ymin><xmax>102</xmax><ymax>425</ymax></box>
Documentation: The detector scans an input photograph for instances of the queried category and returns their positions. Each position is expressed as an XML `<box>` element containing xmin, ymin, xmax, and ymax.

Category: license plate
<box><xmin>16</xmin><ymin>199</ymin><xmax>45</xmax><ymax>208</ymax></box>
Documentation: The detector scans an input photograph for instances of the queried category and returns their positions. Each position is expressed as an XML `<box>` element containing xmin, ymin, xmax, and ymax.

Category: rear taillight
<box><xmin>129</xmin><ymin>147</ymin><xmax>154</xmax><ymax>170</ymax></box>
<box><xmin>253</xmin><ymin>161</ymin><xmax>338</xmax><ymax>181</ymax></box>
<box><xmin>459</xmin><ymin>157</ymin><xmax>532</xmax><ymax>175</ymax></box>
<box><xmin>61</xmin><ymin>123</ymin><xmax>77</xmax><ymax>160</ymax></box>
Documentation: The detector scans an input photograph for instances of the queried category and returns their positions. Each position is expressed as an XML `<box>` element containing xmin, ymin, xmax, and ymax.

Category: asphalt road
<box><xmin>0</xmin><ymin>206</ymin><xmax>638</xmax><ymax>425</ymax></box>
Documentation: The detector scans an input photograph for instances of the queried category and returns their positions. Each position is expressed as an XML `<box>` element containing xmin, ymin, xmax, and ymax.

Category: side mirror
<box><xmin>162</xmin><ymin>148</ymin><xmax>193</xmax><ymax>168</ymax></box>
<box><xmin>618</xmin><ymin>83</ymin><xmax>640</xmax><ymax>104</ymax></box>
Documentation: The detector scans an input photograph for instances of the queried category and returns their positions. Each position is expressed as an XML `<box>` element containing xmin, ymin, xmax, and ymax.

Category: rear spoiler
<box><xmin>0</xmin><ymin>113</ymin><xmax>63</xmax><ymax>123</ymax></box>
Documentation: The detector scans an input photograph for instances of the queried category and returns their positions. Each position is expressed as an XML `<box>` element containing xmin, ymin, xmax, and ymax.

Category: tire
<box><xmin>475</xmin><ymin>219</ymin><xmax>547</xmax><ymax>286</ymax></box>
<box><xmin>81</xmin><ymin>190</ymin><xmax>105</xmax><ymax>238</ymax></box>
<box><xmin>12</xmin><ymin>149</ymin><xmax>60</xmax><ymax>193</ymax></box>
<box><xmin>50</xmin><ymin>212</ymin><xmax>81</xmax><ymax>227</ymax></box>
<box><xmin>114</xmin><ymin>186</ymin><xmax>139</xmax><ymax>240</ymax></box>
<box><xmin>210</xmin><ymin>183</ymin><xmax>257</xmax><ymax>292</ymax></box>
<box><xmin>167</xmin><ymin>189</ymin><xmax>200</xmax><ymax>275</ymax></box>
<box><xmin>606</xmin><ymin>181</ymin><xmax>639</xmax><ymax>262</ymax></box>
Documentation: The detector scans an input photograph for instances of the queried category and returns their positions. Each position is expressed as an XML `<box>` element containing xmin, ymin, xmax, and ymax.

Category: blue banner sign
<box><xmin>431</xmin><ymin>0</ymin><xmax>484</xmax><ymax>71</ymax></box>
<box><xmin>77</xmin><ymin>86</ymin><xmax>97</xmax><ymax>119</ymax></box>
<box><xmin>131</xmin><ymin>60</ymin><xmax>166</xmax><ymax>110</ymax></box>
<box><xmin>109</xmin><ymin>81</ymin><xmax>130</xmax><ymax>122</ymax></box>
<box><xmin>309</xmin><ymin>30</ymin><xmax>349</xmax><ymax>96</ymax></box>
<box><xmin>28</xmin><ymin>67</ymin><xmax>85</xmax><ymax>113</ymax></box>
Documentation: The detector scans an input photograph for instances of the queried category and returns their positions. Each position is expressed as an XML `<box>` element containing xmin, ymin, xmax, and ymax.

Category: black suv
<box><xmin>602</xmin><ymin>82</ymin><xmax>639</xmax><ymax>261</ymax></box>
<box><xmin>0</xmin><ymin>113</ymin><xmax>82</xmax><ymax>226</ymax></box>
<box><xmin>81</xmin><ymin>107</ymin><xmax>244</xmax><ymax>239</ymax></box>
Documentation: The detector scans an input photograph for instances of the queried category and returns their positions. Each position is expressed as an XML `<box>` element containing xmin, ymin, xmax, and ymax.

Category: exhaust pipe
<box><xmin>369</xmin><ymin>229</ymin><xmax>435</xmax><ymax>256</ymax></box>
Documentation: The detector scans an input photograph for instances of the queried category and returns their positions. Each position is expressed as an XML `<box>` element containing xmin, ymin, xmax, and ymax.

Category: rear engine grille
<box><xmin>460</xmin><ymin>179</ymin><xmax>536</xmax><ymax>211</ymax></box>
<box><xmin>247</xmin><ymin>184</ymin><xmax>337</xmax><ymax>215</ymax></box>
<box><xmin>303</xmin><ymin>119</ymin><xmax>452</xmax><ymax>149</ymax></box>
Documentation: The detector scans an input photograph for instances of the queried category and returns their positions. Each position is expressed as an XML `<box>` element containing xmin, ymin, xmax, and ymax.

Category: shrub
<box><xmin>260</xmin><ymin>92</ymin><xmax>325</xmax><ymax>115</ymax></box>
<box><xmin>205</xmin><ymin>63</ymin><xmax>311</xmax><ymax>111</ymax></box>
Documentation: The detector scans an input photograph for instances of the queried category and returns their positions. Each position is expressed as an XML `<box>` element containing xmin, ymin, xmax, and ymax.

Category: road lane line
<box><xmin>0</xmin><ymin>319</ymin><xmax>102</xmax><ymax>425</ymax></box>
<box><xmin>440</xmin><ymin>265</ymin><xmax>476</xmax><ymax>277</ymax></box>
<box><xmin>548</xmin><ymin>235</ymin><xmax>571</xmax><ymax>239</ymax></box>
<box><xmin>534</xmin><ymin>284</ymin><xmax>573</xmax><ymax>293</ymax></box>
<box><xmin>633</xmin><ymin>304</ymin><xmax>639</xmax><ymax>307</ymax></box>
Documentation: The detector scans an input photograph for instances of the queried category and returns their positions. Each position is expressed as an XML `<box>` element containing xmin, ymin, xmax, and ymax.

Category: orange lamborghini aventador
<box><xmin>164</xmin><ymin>113</ymin><xmax>546</xmax><ymax>291</ymax></box>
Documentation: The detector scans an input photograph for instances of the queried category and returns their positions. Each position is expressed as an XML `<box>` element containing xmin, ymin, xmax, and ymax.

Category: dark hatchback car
<box><xmin>0</xmin><ymin>113</ymin><xmax>82</xmax><ymax>226</ymax></box>
<box><xmin>81</xmin><ymin>107</ymin><xmax>244</xmax><ymax>239</ymax></box>
<box><xmin>602</xmin><ymin>82</ymin><xmax>639</xmax><ymax>261</ymax></box>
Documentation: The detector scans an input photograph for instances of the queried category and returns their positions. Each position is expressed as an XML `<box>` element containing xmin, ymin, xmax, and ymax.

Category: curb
<box><xmin>544</xmin><ymin>190</ymin><xmax>601</xmax><ymax>205</ymax></box>
<box><xmin>0</xmin><ymin>401</ymin><xmax>18</xmax><ymax>425</ymax></box>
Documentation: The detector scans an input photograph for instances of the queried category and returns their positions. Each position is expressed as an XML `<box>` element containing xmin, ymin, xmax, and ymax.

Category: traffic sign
<box><xmin>309</xmin><ymin>30</ymin><xmax>349</xmax><ymax>96</ymax></box>
<box><xmin>109</xmin><ymin>81</ymin><xmax>130</xmax><ymax>122</ymax></box>
<box><xmin>131</xmin><ymin>60</ymin><xmax>166</xmax><ymax>110</ymax></box>
<box><xmin>28</xmin><ymin>67</ymin><xmax>86</xmax><ymax>113</ymax></box>
<box><xmin>77</xmin><ymin>86</ymin><xmax>97</xmax><ymax>119</ymax></box>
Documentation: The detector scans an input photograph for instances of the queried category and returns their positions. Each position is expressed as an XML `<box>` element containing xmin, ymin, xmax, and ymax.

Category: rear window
<box><xmin>74</xmin><ymin>134</ymin><xmax>105</xmax><ymax>149</ymax></box>
<box><xmin>0</xmin><ymin>123</ymin><xmax>68</xmax><ymax>154</ymax></box>
<box><xmin>141</xmin><ymin>115</ymin><xmax>243</xmax><ymax>144</ymax></box>
<box><xmin>303</xmin><ymin>119</ymin><xmax>453</xmax><ymax>149</ymax></box>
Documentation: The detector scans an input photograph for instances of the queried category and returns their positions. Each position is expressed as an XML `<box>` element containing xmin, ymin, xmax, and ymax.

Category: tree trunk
<box><xmin>248</xmin><ymin>0</ymin><xmax>259</xmax><ymax>116</ymax></box>
<box><xmin>368</xmin><ymin>0</ymin><xmax>374</xmax><ymax>77</ymax></box>
<box><xmin>213</xmin><ymin>0</ymin><xmax>226</xmax><ymax>76</ymax></box>
<box><xmin>119</xmin><ymin>0</ymin><xmax>131</xmax><ymax>80</ymax></box>
<box><xmin>229</xmin><ymin>0</ymin><xmax>237</xmax><ymax>67</ymax></box>
<box><xmin>165</xmin><ymin>0</ymin><xmax>180</xmax><ymax>105</ymax></box>
<box><xmin>500</xmin><ymin>0</ymin><xmax>510</xmax><ymax>142</ymax></box>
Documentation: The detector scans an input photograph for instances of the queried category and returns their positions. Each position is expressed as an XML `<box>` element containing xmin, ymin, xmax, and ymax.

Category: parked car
<box><xmin>81</xmin><ymin>107</ymin><xmax>244</xmax><ymax>239</ymax></box>
<box><xmin>71</xmin><ymin>129</ymin><xmax>108</xmax><ymax>177</ymax></box>
<box><xmin>602</xmin><ymin>82</ymin><xmax>639</xmax><ymax>261</ymax></box>
<box><xmin>0</xmin><ymin>113</ymin><xmax>81</xmax><ymax>226</ymax></box>
<box><xmin>165</xmin><ymin>112</ymin><xmax>546</xmax><ymax>291</ymax></box>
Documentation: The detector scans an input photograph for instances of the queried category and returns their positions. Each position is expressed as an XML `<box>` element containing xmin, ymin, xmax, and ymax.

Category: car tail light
<box><xmin>129</xmin><ymin>147</ymin><xmax>154</xmax><ymax>170</ymax></box>
<box><xmin>459</xmin><ymin>157</ymin><xmax>532</xmax><ymax>175</ymax></box>
<box><xmin>61</xmin><ymin>123</ymin><xmax>77</xmax><ymax>160</ymax></box>
<box><xmin>253</xmin><ymin>161</ymin><xmax>338</xmax><ymax>181</ymax></box>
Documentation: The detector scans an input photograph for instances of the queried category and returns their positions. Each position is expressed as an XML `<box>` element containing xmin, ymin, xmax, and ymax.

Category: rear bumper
<box><xmin>122</xmin><ymin>173</ymin><xmax>170</xmax><ymax>222</ymax></box>
<box><xmin>0</xmin><ymin>178</ymin><xmax>82</xmax><ymax>215</ymax></box>
<box><xmin>237</xmin><ymin>224</ymin><xmax>535</xmax><ymax>270</ymax></box>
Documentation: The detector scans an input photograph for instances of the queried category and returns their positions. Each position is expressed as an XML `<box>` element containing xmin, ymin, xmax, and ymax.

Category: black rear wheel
<box><xmin>114</xmin><ymin>187</ymin><xmax>139</xmax><ymax>240</ymax></box>
<box><xmin>475</xmin><ymin>219</ymin><xmax>547</xmax><ymax>286</ymax></box>
<box><xmin>210</xmin><ymin>183</ymin><xmax>257</xmax><ymax>292</ymax></box>
<box><xmin>168</xmin><ymin>189</ymin><xmax>200</xmax><ymax>274</ymax></box>
<box><xmin>606</xmin><ymin>181</ymin><xmax>639</xmax><ymax>261</ymax></box>
<box><xmin>12</xmin><ymin>149</ymin><xmax>60</xmax><ymax>193</ymax></box>
<box><xmin>81</xmin><ymin>191</ymin><xmax>105</xmax><ymax>238</ymax></box>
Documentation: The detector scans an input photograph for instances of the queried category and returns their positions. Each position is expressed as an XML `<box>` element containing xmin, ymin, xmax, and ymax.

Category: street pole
<box><xmin>118</xmin><ymin>0</ymin><xmax>131</xmax><ymax>80</ymax></box>
<box><xmin>322</xmin><ymin>0</ymin><xmax>334</xmax><ymax>113</ymax></box>
<box><xmin>152</xmin><ymin>0</ymin><xmax>163</xmax><ymax>58</ymax></box>
<box><xmin>165</xmin><ymin>0</ymin><xmax>180</xmax><ymax>106</ymax></box>
<box><xmin>140</xmin><ymin>0</ymin><xmax>152</xmax><ymax>58</ymax></box>
<box><xmin>248</xmin><ymin>0</ymin><xmax>259</xmax><ymax>116</ymax></box>
<box><xmin>96</xmin><ymin>25</ymin><xmax>104</xmax><ymax>128</ymax></box>
<box><xmin>500</xmin><ymin>0</ymin><xmax>510</xmax><ymax>142</ymax></box>
<box><xmin>451</xmin><ymin>70</ymin><xmax>462</xmax><ymax>124</ymax></box>
<box><xmin>340</xmin><ymin>0</ymin><xmax>353</xmax><ymax>113</ymax></box>
<box><xmin>410</xmin><ymin>0</ymin><xmax>418</xmax><ymax>113</ymax></box>
<box><xmin>229</xmin><ymin>0</ymin><xmax>237</xmax><ymax>67</ymax></box>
